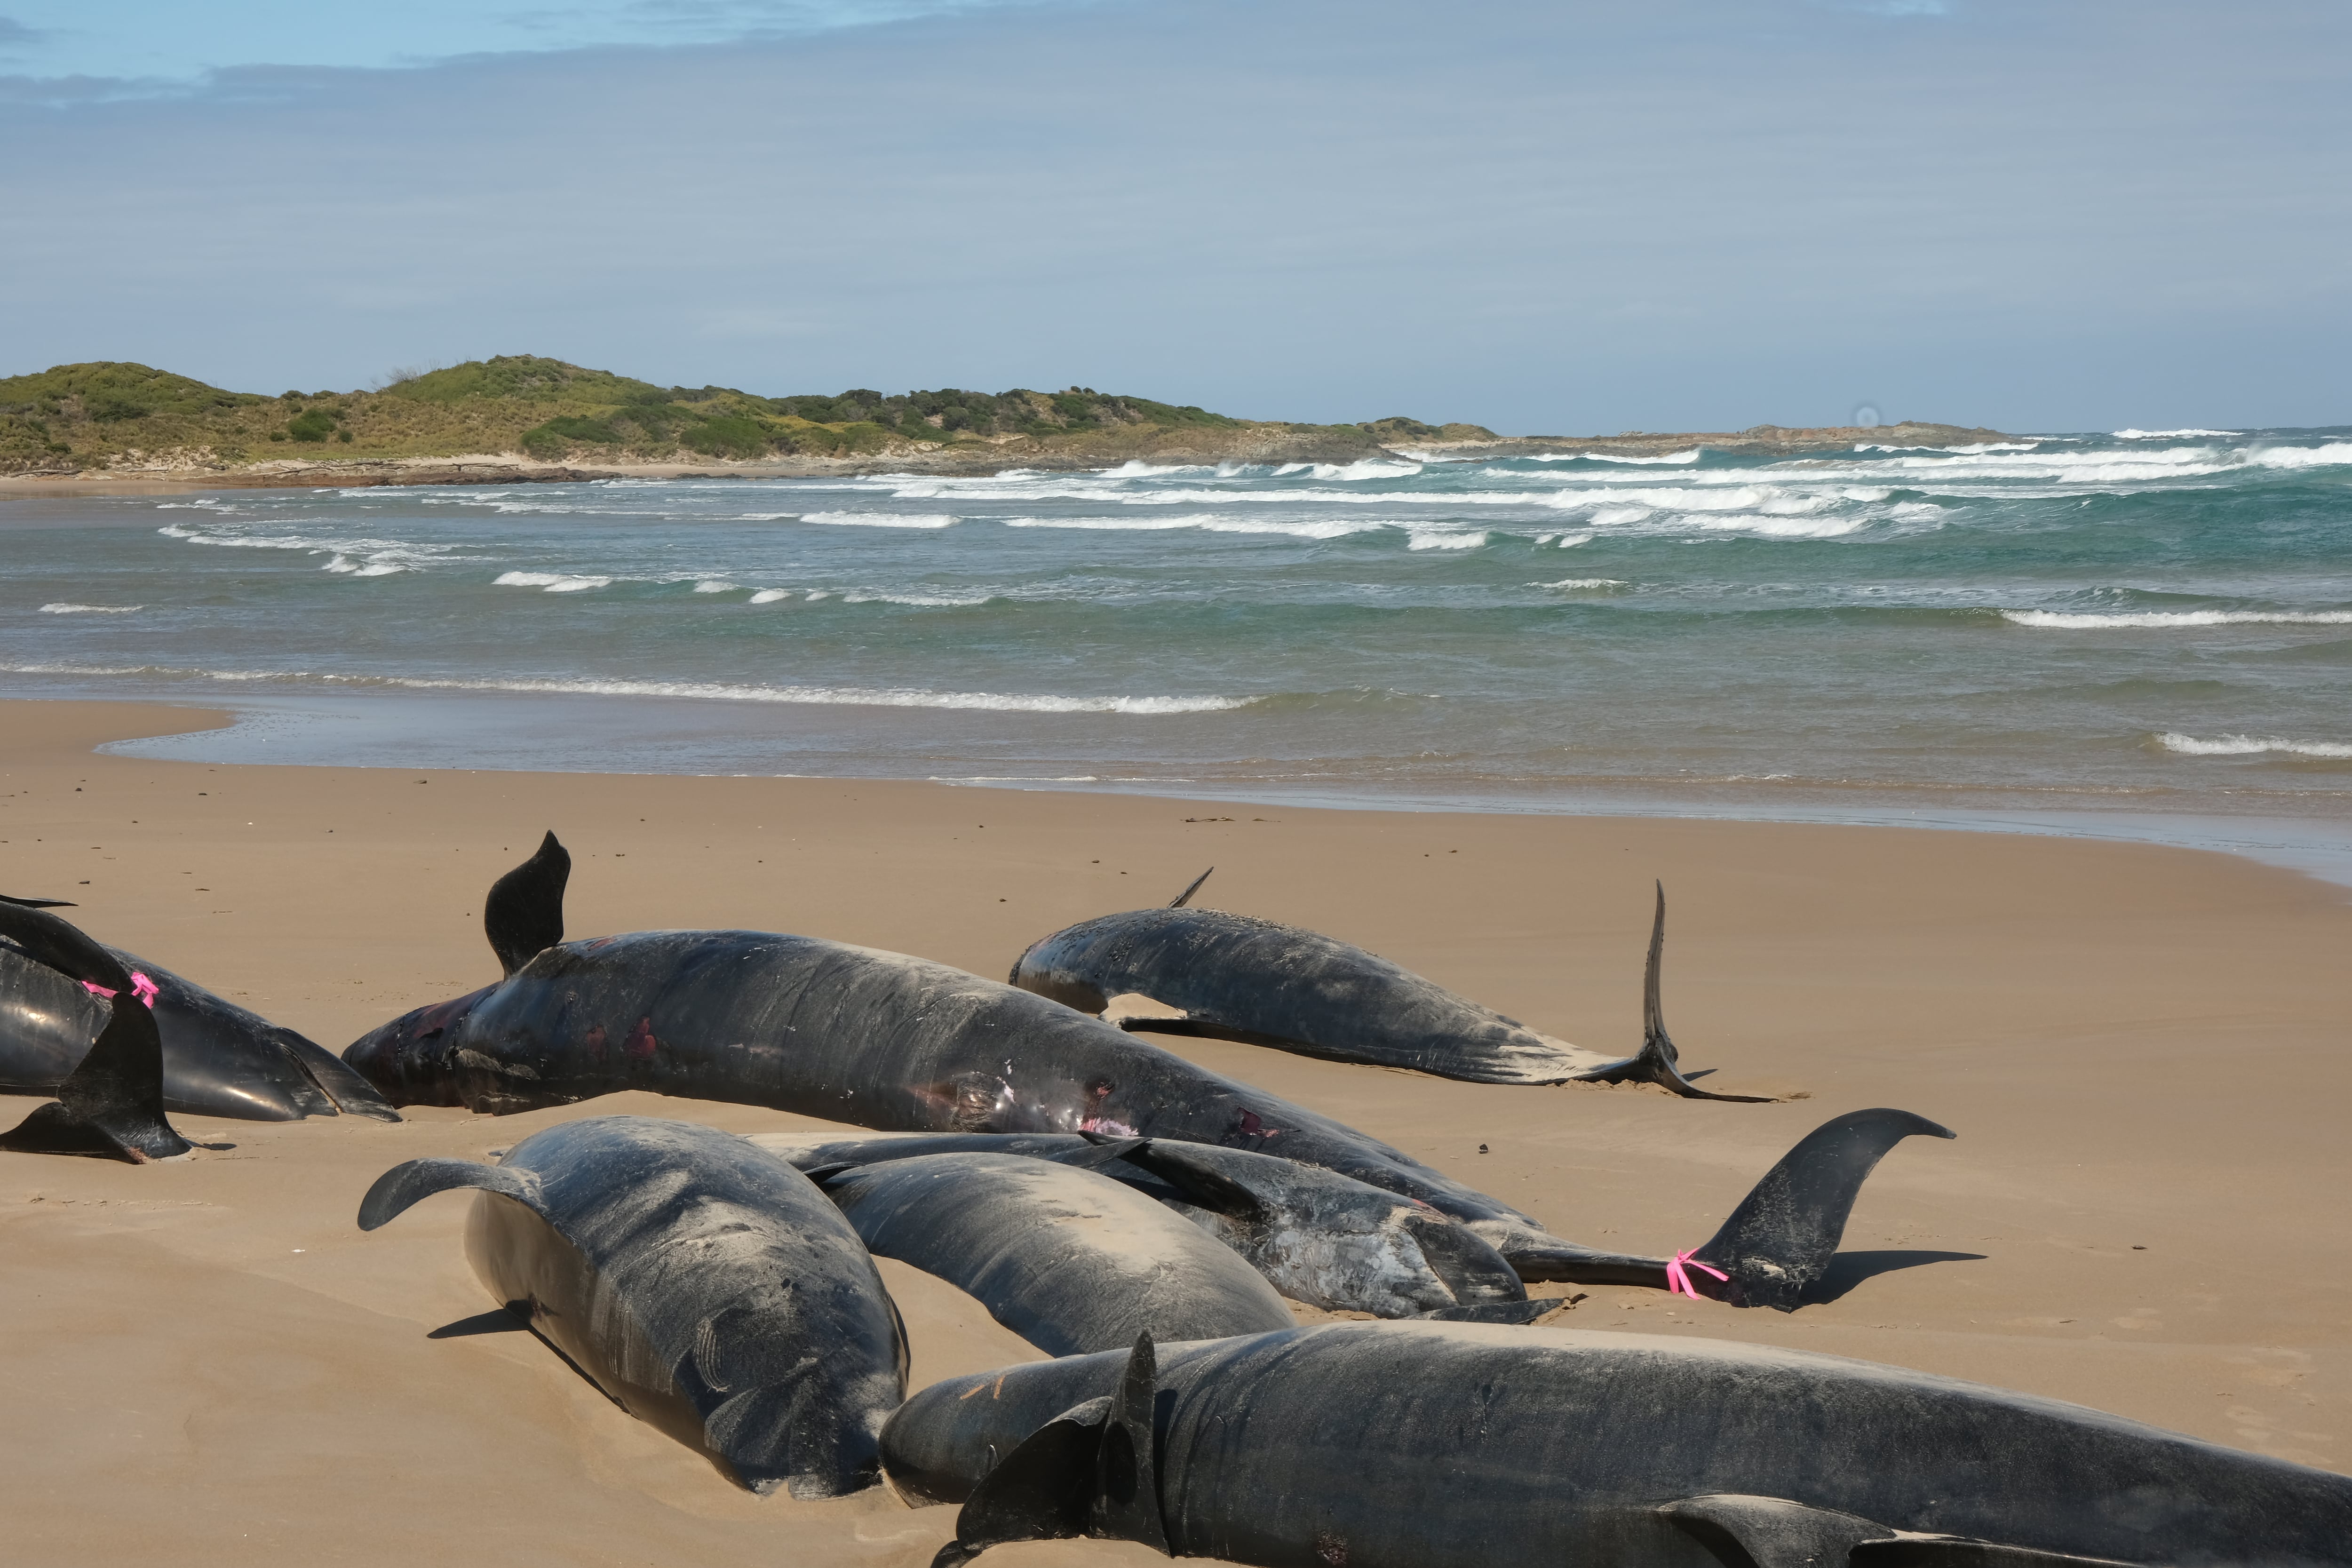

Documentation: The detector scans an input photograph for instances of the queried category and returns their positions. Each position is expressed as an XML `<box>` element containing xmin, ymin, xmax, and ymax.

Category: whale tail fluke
<box><xmin>930</xmin><ymin>1333</ymin><xmax>1168</xmax><ymax>1566</ymax></box>
<box><xmin>1497</xmin><ymin>1106</ymin><xmax>1953</xmax><ymax>1308</ymax></box>
<box><xmin>357</xmin><ymin>1156</ymin><xmax>546</xmax><ymax>1230</ymax></box>
<box><xmin>485</xmin><ymin>830</ymin><xmax>570</xmax><ymax>978</ymax></box>
<box><xmin>1166</xmin><ymin>867</ymin><xmax>1213</xmax><ymax>909</ymax></box>
<box><xmin>0</xmin><ymin>901</ymin><xmax>191</xmax><ymax>1163</ymax></box>
<box><xmin>1577</xmin><ymin>882</ymin><xmax>1775</xmax><ymax>1102</ymax></box>
<box><xmin>1692</xmin><ymin>1107</ymin><xmax>1956</xmax><ymax>1311</ymax></box>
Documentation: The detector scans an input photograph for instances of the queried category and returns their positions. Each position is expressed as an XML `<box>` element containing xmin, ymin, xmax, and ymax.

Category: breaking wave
<box><xmin>0</xmin><ymin>661</ymin><xmax>1248</xmax><ymax>714</ymax></box>
<box><xmin>39</xmin><ymin>603</ymin><xmax>142</xmax><ymax>614</ymax></box>
<box><xmin>2003</xmin><ymin>609</ymin><xmax>2352</xmax><ymax>629</ymax></box>
<box><xmin>2158</xmin><ymin>732</ymin><xmax>2352</xmax><ymax>759</ymax></box>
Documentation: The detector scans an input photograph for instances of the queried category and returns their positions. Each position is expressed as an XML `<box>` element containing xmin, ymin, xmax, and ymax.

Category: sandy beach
<box><xmin>3</xmin><ymin>696</ymin><xmax>2348</xmax><ymax>1566</ymax></box>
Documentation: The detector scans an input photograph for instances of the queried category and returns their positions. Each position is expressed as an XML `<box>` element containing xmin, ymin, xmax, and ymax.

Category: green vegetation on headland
<box><xmin>0</xmin><ymin>355</ymin><xmax>2008</xmax><ymax>483</ymax></box>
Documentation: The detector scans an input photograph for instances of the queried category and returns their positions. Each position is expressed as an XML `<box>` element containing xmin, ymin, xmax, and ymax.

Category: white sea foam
<box><xmin>800</xmin><ymin>511</ymin><xmax>959</xmax><ymax>529</ymax></box>
<box><xmin>1406</xmin><ymin>529</ymin><xmax>1489</xmax><ymax>551</ymax></box>
<box><xmin>1527</xmin><ymin>448</ymin><xmax>1701</xmax><ymax>465</ymax></box>
<box><xmin>493</xmin><ymin>571</ymin><xmax>614</xmax><ymax>593</ymax></box>
<box><xmin>0</xmin><ymin>661</ymin><xmax>1246</xmax><ymax>715</ymax></box>
<box><xmin>158</xmin><ymin>520</ymin><xmax>461</xmax><ymax>575</ymax></box>
<box><xmin>2159</xmin><ymin>732</ymin><xmax>2352</xmax><ymax>759</ymax></box>
<box><xmin>1002</xmin><ymin>514</ymin><xmax>1216</xmax><ymax>532</ymax></box>
<box><xmin>693</xmin><ymin>580</ymin><xmax>739</xmax><ymax>593</ymax></box>
<box><xmin>839</xmin><ymin>591</ymin><xmax>995</xmax><ymax>607</ymax></box>
<box><xmin>2003</xmin><ymin>608</ymin><xmax>2352</xmax><ymax>629</ymax></box>
<box><xmin>1587</xmin><ymin>506</ymin><xmax>1653</xmax><ymax>527</ymax></box>
<box><xmin>39</xmin><ymin>603</ymin><xmax>142</xmax><ymax>614</ymax></box>
<box><xmin>2115</xmin><ymin>429</ymin><xmax>2240</xmax><ymax>439</ymax></box>
<box><xmin>1535</xmin><ymin>578</ymin><xmax>1628</xmax><ymax>590</ymax></box>
<box><xmin>2248</xmin><ymin>442</ymin><xmax>2352</xmax><ymax>470</ymax></box>
<box><xmin>748</xmin><ymin>589</ymin><xmax>794</xmax><ymax>604</ymax></box>
<box><xmin>1099</xmin><ymin>460</ymin><xmax>1207</xmax><ymax>478</ymax></box>
<box><xmin>1693</xmin><ymin>513</ymin><xmax>1869</xmax><ymax>539</ymax></box>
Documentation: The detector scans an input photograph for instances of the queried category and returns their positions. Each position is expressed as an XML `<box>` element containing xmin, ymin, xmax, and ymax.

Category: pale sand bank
<box><xmin>3</xmin><ymin>699</ymin><xmax>2348</xmax><ymax>1565</ymax></box>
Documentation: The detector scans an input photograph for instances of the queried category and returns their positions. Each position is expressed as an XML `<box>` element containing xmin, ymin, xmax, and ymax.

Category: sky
<box><xmin>2</xmin><ymin>0</ymin><xmax>2346</xmax><ymax>434</ymax></box>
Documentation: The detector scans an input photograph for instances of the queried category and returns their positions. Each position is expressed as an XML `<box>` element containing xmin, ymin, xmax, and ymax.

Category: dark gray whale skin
<box><xmin>814</xmin><ymin>1151</ymin><xmax>1295</xmax><ymax>1355</ymax></box>
<box><xmin>343</xmin><ymin>837</ymin><xmax>1949</xmax><ymax>1303</ymax></box>
<box><xmin>755</xmin><ymin>1131</ymin><xmax>1531</xmax><ymax>1319</ymax></box>
<box><xmin>358</xmin><ymin>1115</ymin><xmax>906</xmax><ymax>1497</ymax></box>
<box><xmin>2</xmin><ymin>924</ymin><xmax>394</xmax><ymax>1122</ymax></box>
<box><xmin>889</xmin><ymin>1321</ymin><xmax>2352</xmax><ymax>1568</ymax></box>
<box><xmin>1008</xmin><ymin>883</ymin><xmax>1761</xmax><ymax>1098</ymax></box>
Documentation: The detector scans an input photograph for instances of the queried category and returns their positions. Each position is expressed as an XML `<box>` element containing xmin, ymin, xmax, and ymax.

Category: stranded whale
<box><xmin>0</xmin><ymin>900</ymin><xmax>191</xmax><ymax>1162</ymax></box>
<box><xmin>811</xmin><ymin>1150</ymin><xmax>1296</xmax><ymax>1355</ymax></box>
<box><xmin>1</xmin><ymin>895</ymin><xmax>395</xmax><ymax>1122</ymax></box>
<box><xmin>358</xmin><ymin>1114</ymin><xmax>906</xmax><ymax>1496</ymax></box>
<box><xmin>346</xmin><ymin>834</ymin><xmax>1947</xmax><ymax>1303</ymax></box>
<box><xmin>1011</xmin><ymin>871</ymin><xmax>1766</xmax><ymax>1097</ymax></box>
<box><xmin>755</xmin><ymin>1130</ymin><xmax>1534</xmax><ymax>1320</ymax></box>
<box><xmin>891</xmin><ymin>1324</ymin><xmax>2352</xmax><ymax>1568</ymax></box>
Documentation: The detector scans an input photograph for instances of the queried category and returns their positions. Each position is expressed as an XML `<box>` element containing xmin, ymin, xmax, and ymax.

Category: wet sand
<box><xmin>3</xmin><ymin>697</ymin><xmax>2348</xmax><ymax>1565</ymax></box>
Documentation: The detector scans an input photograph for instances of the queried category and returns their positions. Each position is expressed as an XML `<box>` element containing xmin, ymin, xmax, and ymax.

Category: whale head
<box><xmin>342</xmin><ymin>982</ymin><xmax>497</xmax><ymax>1107</ymax></box>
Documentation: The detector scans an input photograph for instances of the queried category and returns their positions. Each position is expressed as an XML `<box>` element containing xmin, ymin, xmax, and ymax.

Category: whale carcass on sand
<box><xmin>1</xmin><ymin>894</ymin><xmax>396</xmax><ymax>1122</ymax></box>
<box><xmin>753</xmin><ymin>1130</ymin><xmax>1537</xmax><ymax>1321</ymax></box>
<box><xmin>1010</xmin><ymin>869</ymin><xmax>1767</xmax><ymax>1097</ymax></box>
<box><xmin>358</xmin><ymin>1114</ymin><xmax>907</xmax><ymax>1496</ymax></box>
<box><xmin>345</xmin><ymin>834</ymin><xmax>1949</xmax><ymax>1305</ymax></box>
<box><xmin>892</xmin><ymin>1324</ymin><xmax>2352</xmax><ymax>1568</ymax></box>
<box><xmin>810</xmin><ymin>1150</ymin><xmax>1296</xmax><ymax>1355</ymax></box>
<box><xmin>0</xmin><ymin>900</ymin><xmax>192</xmax><ymax>1162</ymax></box>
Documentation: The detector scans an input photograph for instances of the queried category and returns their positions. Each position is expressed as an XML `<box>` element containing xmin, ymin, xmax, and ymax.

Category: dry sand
<box><xmin>2</xmin><ymin>698</ymin><xmax>2347</xmax><ymax>1565</ymax></box>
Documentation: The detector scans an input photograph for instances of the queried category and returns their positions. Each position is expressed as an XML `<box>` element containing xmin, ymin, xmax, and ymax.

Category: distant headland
<box><xmin>0</xmin><ymin>355</ymin><xmax>2011</xmax><ymax>489</ymax></box>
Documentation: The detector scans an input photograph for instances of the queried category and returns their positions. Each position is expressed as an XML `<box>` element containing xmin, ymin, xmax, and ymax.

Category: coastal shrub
<box><xmin>520</xmin><ymin>414</ymin><xmax>622</xmax><ymax>459</ymax></box>
<box><xmin>337</xmin><ymin>429</ymin><xmax>354</xmax><ymax>443</ymax></box>
<box><xmin>287</xmin><ymin>409</ymin><xmax>337</xmax><ymax>442</ymax></box>
<box><xmin>684</xmin><ymin>415</ymin><xmax>771</xmax><ymax>459</ymax></box>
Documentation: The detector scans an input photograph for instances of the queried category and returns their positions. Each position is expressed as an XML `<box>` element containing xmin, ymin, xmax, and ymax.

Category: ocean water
<box><xmin>4</xmin><ymin>429</ymin><xmax>2350</xmax><ymax>843</ymax></box>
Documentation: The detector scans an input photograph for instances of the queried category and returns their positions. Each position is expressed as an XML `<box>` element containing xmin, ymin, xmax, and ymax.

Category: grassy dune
<box><xmin>0</xmin><ymin>355</ymin><xmax>1432</xmax><ymax>475</ymax></box>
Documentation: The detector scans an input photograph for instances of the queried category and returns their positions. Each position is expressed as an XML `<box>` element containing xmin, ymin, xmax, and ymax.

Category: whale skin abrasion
<box><xmin>343</xmin><ymin>835</ymin><xmax>1949</xmax><ymax>1304</ymax></box>
<box><xmin>2</xmin><ymin>896</ymin><xmax>395</xmax><ymax>1122</ymax></box>
<box><xmin>891</xmin><ymin>1322</ymin><xmax>2352</xmax><ymax>1568</ymax></box>
<box><xmin>358</xmin><ymin>1115</ymin><xmax>907</xmax><ymax>1496</ymax></box>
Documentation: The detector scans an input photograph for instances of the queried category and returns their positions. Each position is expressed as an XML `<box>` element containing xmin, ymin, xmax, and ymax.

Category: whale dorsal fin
<box><xmin>937</xmin><ymin>1333</ymin><xmax>1167</xmax><ymax>1566</ymax></box>
<box><xmin>485</xmin><ymin>830</ymin><xmax>570</xmax><ymax>978</ymax></box>
<box><xmin>357</xmin><ymin>1157</ymin><xmax>546</xmax><ymax>1231</ymax></box>
<box><xmin>1166</xmin><ymin>867</ymin><xmax>1212</xmax><ymax>909</ymax></box>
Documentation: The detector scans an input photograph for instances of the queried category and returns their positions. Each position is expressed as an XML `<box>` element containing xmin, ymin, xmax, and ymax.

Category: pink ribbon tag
<box><xmin>83</xmin><ymin>971</ymin><xmax>160</xmax><ymax>1010</ymax></box>
<box><xmin>1665</xmin><ymin>1248</ymin><xmax>1729</xmax><ymax>1300</ymax></box>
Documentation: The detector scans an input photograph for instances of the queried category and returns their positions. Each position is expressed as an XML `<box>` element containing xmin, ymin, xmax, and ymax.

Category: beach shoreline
<box><xmin>4</xmin><ymin>695</ymin><xmax>2350</xmax><ymax>1562</ymax></box>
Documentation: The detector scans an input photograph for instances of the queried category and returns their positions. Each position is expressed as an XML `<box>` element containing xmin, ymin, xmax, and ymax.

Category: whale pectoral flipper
<box><xmin>1108</xmin><ymin>1140</ymin><xmax>1266</xmax><ymax>1219</ymax></box>
<box><xmin>0</xmin><ymin>893</ymin><xmax>77</xmax><ymax>909</ymax></box>
<box><xmin>357</xmin><ymin>1157</ymin><xmax>547</xmax><ymax>1231</ymax></box>
<box><xmin>1661</xmin><ymin>1495</ymin><xmax>1900</xmax><ymax>1565</ymax></box>
<box><xmin>1577</xmin><ymin>882</ymin><xmax>1776</xmax><ymax>1102</ymax></box>
<box><xmin>485</xmin><ymin>830</ymin><xmax>571</xmax><ymax>979</ymax></box>
<box><xmin>1692</xmin><ymin>1108</ymin><xmax>1957</xmax><ymax>1312</ymax></box>
<box><xmin>1664</xmin><ymin>1498</ymin><xmax>2146</xmax><ymax>1568</ymax></box>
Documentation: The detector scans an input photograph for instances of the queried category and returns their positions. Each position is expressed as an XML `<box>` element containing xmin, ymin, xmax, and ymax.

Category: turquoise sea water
<box><xmin>4</xmin><ymin>428</ymin><xmax>2349</xmax><ymax>843</ymax></box>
